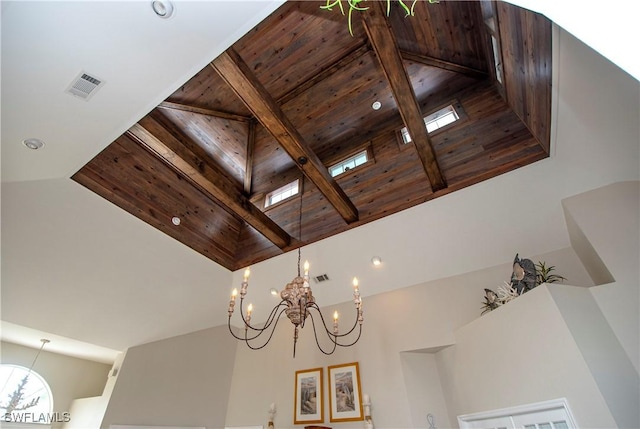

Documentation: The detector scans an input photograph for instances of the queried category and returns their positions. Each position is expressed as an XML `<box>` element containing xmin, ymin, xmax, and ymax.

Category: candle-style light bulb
<box><xmin>247</xmin><ymin>303</ymin><xmax>253</xmax><ymax>316</ymax></box>
<box><xmin>228</xmin><ymin>288</ymin><xmax>238</xmax><ymax>316</ymax></box>
<box><xmin>352</xmin><ymin>277</ymin><xmax>359</xmax><ymax>288</ymax></box>
<box><xmin>333</xmin><ymin>310</ymin><xmax>339</xmax><ymax>334</ymax></box>
<box><xmin>333</xmin><ymin>310</ymin><xmax>339</xmax><ymax>321</ymax></box>
<box><xmin>303</xmin><ymin>260</ymin><xmax>310</xmax><ymax>275</ymax></box>
<box><xmin>243</xmin><ymin>268</ymin><xmax>251</xmax><ymax>281</ymax></box>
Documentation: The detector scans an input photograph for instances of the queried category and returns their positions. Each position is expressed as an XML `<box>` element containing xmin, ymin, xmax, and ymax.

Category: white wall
<box><xmin>435</xmin><ymin>285</ymin><xmax>618</xmax><ymax>429</ymax></box>
<box><xmin>548</xmin><ymin>284</ymin><xmax>639</xmax><ymax>428</ymax></box>
<box><xmin>400</xmin><ymin>351</ymin><xmax>451</xmax><ymax>428</ymax></box>
<box><xmin>223</xmin><ymin>246</ymin><xmax>593</xmax><ymax>429</ymax></box>
<box><xmin>0</xmin><ymin>341</ymin><xmax>111</xmax><ymax>429</ymax></box>
<box><xmin>64</xmin><ymin>351</ymin><xmax>126</xmax><ymax>429</ymax></box>
<box><xmin>100</xmin><ymin>326</ymin><xmax>237</xmax><ymax>429</ymax></box>
<box><xmin>562</xmin><ymin>181</ymin><xmax>640</xmax><ymax>371</ymax></box>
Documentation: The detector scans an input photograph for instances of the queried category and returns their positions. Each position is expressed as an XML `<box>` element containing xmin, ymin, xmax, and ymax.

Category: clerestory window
<box><xmin>400</xmin><ymin>104</ymin><xmax>460</xmax><ymax>144</ymax></box>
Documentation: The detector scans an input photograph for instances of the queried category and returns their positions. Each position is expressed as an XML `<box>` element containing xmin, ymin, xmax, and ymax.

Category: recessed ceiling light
<box><xmin>22</xmin><ymin>138</ymin><xmax>45</xmax><ymax>150</ymax></box>
<box><xmin>371</xmin><ymin>256</ymin><xmax>382</xmax><ymax>266</ymax></box>
<box><xmin>171</xmin><ymin>216</ymin><xmax>181</xmax><ymax>226</ymax></box>
<box><xmin>151</xmin><ymin>0</ymin><xmax>174</xmax><ymax>19</ymax></box>
<box><xmin>372</xmin><ymin>101</ymin><xmax>382</xmax><ymax>110</ymax></box>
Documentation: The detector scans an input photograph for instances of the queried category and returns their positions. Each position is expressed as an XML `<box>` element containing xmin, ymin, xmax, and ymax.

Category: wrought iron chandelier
<box><xmin>227</xmin><ymin>177</ymin><xmax>363</xmax><ymax>357</ymax></box>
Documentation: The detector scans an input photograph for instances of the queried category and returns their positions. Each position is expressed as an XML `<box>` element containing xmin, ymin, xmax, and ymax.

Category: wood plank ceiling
<box><xmin>72</xmin><ymin>1</ymin><xmax>552</xmax><ymax>271</ymax></box>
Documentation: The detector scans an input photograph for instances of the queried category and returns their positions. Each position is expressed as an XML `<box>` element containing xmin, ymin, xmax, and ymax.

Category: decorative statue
<box><xmin>510</xmin><ymin>253</ymin><xmax>537</xmax><ymax>294</ymax></box>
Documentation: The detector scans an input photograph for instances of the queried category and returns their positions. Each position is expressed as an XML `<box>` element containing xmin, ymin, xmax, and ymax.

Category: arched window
<box><xmin>0</xmin><ymin>364</ymin><xmax>53</xmax><ymax>424</ymax></box>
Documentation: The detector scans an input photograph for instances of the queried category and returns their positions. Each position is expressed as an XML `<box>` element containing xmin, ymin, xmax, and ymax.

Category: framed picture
<box><xmin>294</xmin><ymin>367</ymin><xmax>324</xmax><ymax>424</ymax></box>
<box><xmin>328</xmin><ymin>362</ymin><xmax>364</xmax><ymax>422</ymax></box>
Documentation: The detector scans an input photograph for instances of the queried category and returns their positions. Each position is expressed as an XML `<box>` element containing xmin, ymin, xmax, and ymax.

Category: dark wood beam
<box><xmin>211</xmin><ymin>48</ymin><xmax>359</xmax><ymax>224</ymax></box>
<box><xmin>127</xmin><ymin>115</ymin><xmax>292</xmax><ymax>249</ymax></box>
<box><xmin>158</xmin><ymin>101</ymin><xmax>251</xmax><ymax>123</ymax></box>
<box><xmin>244</xmin><ymin>119</ymin><xmax>256</xmax><ymax>194</ymax></box>
<box><xmin>362</xmin><ymin>2</ymin><xmax>447</xmax><ymax>192</ymax></box>
<box><xmin>400</xmin><ymin>50</ymin><xmax>488</xmax><ymax>80</ymax></box>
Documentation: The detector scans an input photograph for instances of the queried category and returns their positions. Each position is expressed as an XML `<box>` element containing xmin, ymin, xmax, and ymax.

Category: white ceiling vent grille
<box><xmin>65</xmin><ymin>72</ymin><xmax>104</xmax><ymax>101</ymax></box>
<box><xmin>313</xmin><ymin>274</ymin><xmax>330</xmax><ymax>283</ymax></box>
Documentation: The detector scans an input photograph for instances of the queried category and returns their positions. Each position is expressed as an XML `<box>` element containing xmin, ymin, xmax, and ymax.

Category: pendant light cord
<box><xmin>27</xmin><ymin>339</ymin><xmax>49</xmax><ymax>375</ymax></box>
<box><xmin>297</xmin><ymin>176</ymin><xmax>304</xmax><ymax>277</ymax></box>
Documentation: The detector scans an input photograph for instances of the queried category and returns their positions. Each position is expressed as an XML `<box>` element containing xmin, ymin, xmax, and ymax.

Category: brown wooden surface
<box><xmin>128</xmin><ymin>115</ymin><xmax>292</xmax><ymax>251</ymax></box>
<box><xmin>72</xmin><ymin>0</ymin><xmax>552</xmax><ymax>271</ymax></box>
<box><xmin>497</xmin><ymin>2</ymin><xmax>552</xmax><ymax>153</ymax></box>
<box><xmin>362</xmin><ymin>1</ymin><xmax>446</xmax><ymax>192</ymax></box>
<box><xmin>212</xmin><ymin>48</ymin><xmax>359</xmax><ymax>224</ymax></box>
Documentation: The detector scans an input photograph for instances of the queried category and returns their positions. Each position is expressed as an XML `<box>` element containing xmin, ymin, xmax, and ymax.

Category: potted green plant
<box><xmin>535</xmin><ymin>261</ymin><xmax>567</xmax><ymax>285</ymax></box>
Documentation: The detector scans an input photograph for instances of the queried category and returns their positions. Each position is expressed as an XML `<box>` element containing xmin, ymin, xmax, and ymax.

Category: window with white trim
<box><xmin>0</xmin><ymin>364</ymin><xmax>54</xmax><ymax>424</ymax></box>
<box><xmin>265</xmin><ymin>179</ymin><xmax>299</xmax><ymax>208</ymax></box>
<box><xmin>329</xmin><ymin>150</ymin><xmax>369</xmax><ymax>177</ymax></box>
<box><xmin>400</xmin><ymin>104</ymin><xmax>460</xmax><ymax>144</ymax></box>
<box><xmin>490</xmin><ymin>35</ymin><xmax>504</xmax><ymax>84</ymax></box>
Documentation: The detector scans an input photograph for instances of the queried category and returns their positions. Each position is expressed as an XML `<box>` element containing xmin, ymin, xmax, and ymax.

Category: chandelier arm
<box><xmin>242</xmin><ymin>307</ymin><xmax>289</xmax><ymax>349</ymax></box>
<box><xmin>237</xmin><ymin>298</ymin><xmax>288</xmax><ymax>333</ymax></box>
<box><xmin>307</xmin><ymin>302</ymin><xmax>361</xmax><ymax>338</ymax></box>
<box><xmin>306</xmin><ymin>304</ymin><xmax>361</xmax><ymax>348</ymax></box>
<box><xmin>333</xmin><ymin>323</ymin><xmax>363</xmax><ymax>347</ymax></box>
<box><xmin>245</xmin><ymin>300</ymin><xmax>289</xmax><ymax>333</ymax></box>
<box><xmin>227</xmin><ymin>317</ymin><xmax>248</xmax><ymax>341</ymax></box>
<box><xmin>307</xmin><ymin>311</ymin><xmax>339</xmax><ymax>355</ymax></box>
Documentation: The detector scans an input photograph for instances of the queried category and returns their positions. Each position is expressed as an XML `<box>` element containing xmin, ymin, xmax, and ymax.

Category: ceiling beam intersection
<box><xmin>211</xmin><ymin>48</ymin><xmax>359</xmax><ymax>224</ymax></box>
<box><xmin>277</xmin><ymin>42</ymin><xmax>370</xmax><ymax>105</ymax></box>
<box><xmin>158</xmin><ymin>101</ymin><xmax>251</xmax><ymax>123</ymax></box>
<box><xmin>399</xmin><ymin>50</ymin><xmax>488</xmax><ymax>79</ymax></box>
<box><xmin>127</xmin><ymin>114</ymin><xmax>292</xmax><ymax>250</ymax></box>
<box><xmin>362</xmin><ymin>2</ymin><xmax>447</xmax><ymax>192</ymax></box>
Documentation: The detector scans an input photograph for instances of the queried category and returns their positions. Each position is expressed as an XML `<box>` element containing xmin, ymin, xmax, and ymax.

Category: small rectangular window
<box><xmin>265</xmin><ymin>179</ymin><xmax>299</xmax><ymax>208</ymax></box>
<box><xmin>401</xmin><ymin>104</ymin><xmax>460</xmax><ymax>144</ymax></box>
<box><xmin>329</xmin><ymin>150</ymin><xmax>369</xmax><ymax>177</ymax></box>
<box><xmin>491</xmin><ymin>35</ymin><xmax>503</xmax><ymax>84</ymax></box>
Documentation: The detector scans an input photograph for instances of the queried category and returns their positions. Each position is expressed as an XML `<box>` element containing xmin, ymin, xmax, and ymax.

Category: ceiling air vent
<box><xmin>65</xmin><ymin>71</ymin><xmax>104</xmax><ymax>101</ymax></box>
<box><xmin>313</xmin><ymin>274</ymin><xmax>330</xmax><ymax>283</ymax></box>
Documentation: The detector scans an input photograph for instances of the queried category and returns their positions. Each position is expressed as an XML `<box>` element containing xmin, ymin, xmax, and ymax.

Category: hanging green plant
<box><xmin>321</xmin><ymin>0</ymin><xmax>438</xmax><ymax>36</ymax></box>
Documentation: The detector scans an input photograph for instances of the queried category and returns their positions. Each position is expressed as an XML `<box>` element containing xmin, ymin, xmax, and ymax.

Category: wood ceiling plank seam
<box><xmin>362</xmin><ymin>1</ymin><xmax>447</xmax><ymax>192</ymax></box>
<box><xmin>72</xmin><ymin>167</ymin><xmax>238</xmax><ymax>269</ymax></box>
<box><xmin>159</xmin><ymin>109</ymin><xmax>247</xmax><ymax>184</ymax></box>
<box><xmin>399</xmin><ymin>50</ymin><xmax>488</xmax><ymax>79</ymax></box>
<box><xmin>276</xmin><ymin>42</ymin><xmax>370</xmax><ymax>105</ymax></box>
<box><xmin>158</xmin><ymin>101</ymin><xmax>251</xmax><ymax>123</ymax></box>
<box><xmin>499</xmin><ymin>3</ymin><xmax>525</xmax><ymax>125</ymax></box>
<box><xmin>446</xmin><ymin>146</ymin><xmax>547</xmax><ymax>185</ymax></box>
<box><xmin>523</xmin><ymin>11</ymin><xmax>552</xmax><ymax>153</ymax></box>
<box><xmin>145</xmin><ymin>110</ymin><xmax>247</xmax><ymax>194</ymax></box>
<box><xmin>496</xmin><ymin>2</ymin><xmax>552</xmax><ymax>154</ymax></box>
<box><xmin>211</xmin><ymin>48</ymin><xmax>359</xmax><ymax>224</ymax></box>
<box><xmin>127</xmin><ymin>117</ymin><xmax>292</xmax><ymax>249</ymax></box>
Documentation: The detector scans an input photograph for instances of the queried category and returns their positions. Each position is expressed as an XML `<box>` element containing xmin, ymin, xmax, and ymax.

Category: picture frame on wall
<box><xmin>294</xmin><ymin>367</ymin><xmax>324</xmax><ymax>424</ymax></box>
<box><xmin>328</xmin><ymin>362</ymin><xmax>364</xmax><ymax>422</ymax></box>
